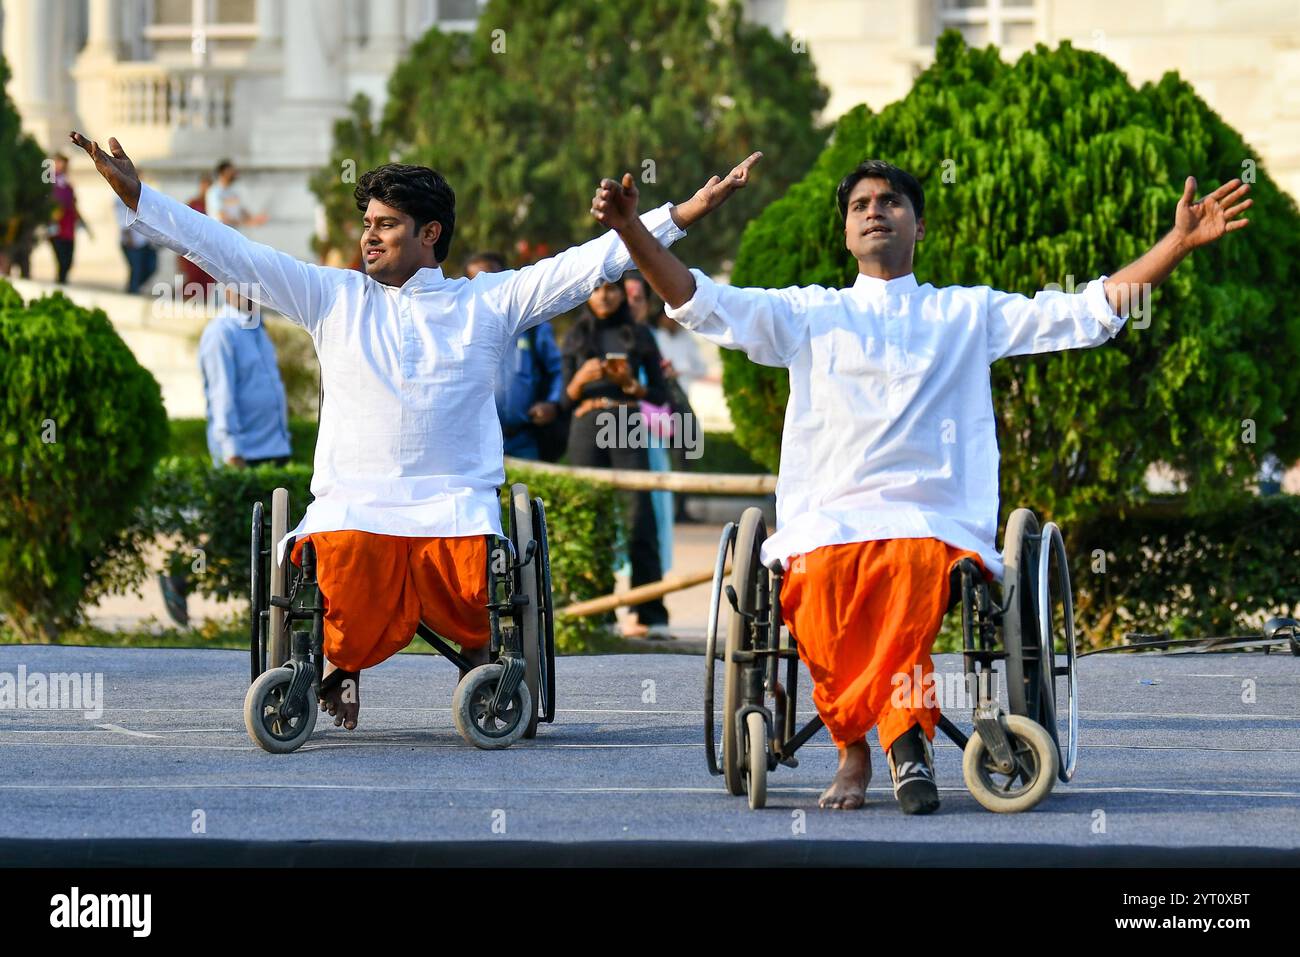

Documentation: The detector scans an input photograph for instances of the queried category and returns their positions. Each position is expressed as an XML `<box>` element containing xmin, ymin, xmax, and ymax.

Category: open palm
<box><xmin>1175</xmin><ymin>175</ymin><xmax>1251</xmax><ymax>250</ymax></box>
<box><xmin>68</xmin><ymin>132</ymin><xmax>142</xmax><ymax>209</ymax></box>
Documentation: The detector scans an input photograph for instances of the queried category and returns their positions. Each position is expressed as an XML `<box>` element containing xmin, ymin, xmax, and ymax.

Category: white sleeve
<box><xmin>124</xmin><ymin>184</ymin><xmax>348</xmax><ymax>335</ymax></box>
<box><xmin>663</xmin><ymin>269</ymin><xmax>809</xmax><ymax>368</ymax></box>
<box><xmin>485</xmin><ymin>203</ymin><xmax>687</xmax><ymax>338</ymax></box>
<box><xmin>985</xmin><ymin>276</ymin><xmax>1128</xmax><ymax>363</ymax></box>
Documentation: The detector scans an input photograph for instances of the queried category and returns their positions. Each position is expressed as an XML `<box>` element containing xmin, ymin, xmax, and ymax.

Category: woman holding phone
<box><xmin>561</xmin><ymin>278</ymin><xmax>673</xmax><ymax>637</ymax></box>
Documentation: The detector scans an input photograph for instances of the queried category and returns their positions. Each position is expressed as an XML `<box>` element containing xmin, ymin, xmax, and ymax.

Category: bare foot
<box><xmin>318</xmin><ymin>663</ymin><xmax>360</xmax><ymax>730</ymax></box>
<box><xmin>818</xmin><ymin>739</ymin><xmax>871</xmax><ymax>810</ymax></box>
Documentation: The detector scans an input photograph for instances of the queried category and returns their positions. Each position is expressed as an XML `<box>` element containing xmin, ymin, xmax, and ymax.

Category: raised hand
<box><xmin>68</xmin><ymin>132</ymin><xmax>142</xmax><ymax>210</ymax></box>
<box><xmin>1174</xmin><ymin>176</ymin><xmax>1251</xmax><ymax>250</ymax></box>
<box><xmin>591</xmin><ymin>173</ymin><xmax>639</xmax><ymax>232</ymax></box>
<box><xmin>688</xmin><ymin>151</ymin><xmax>763</xmax><ymax>216</ymax></box>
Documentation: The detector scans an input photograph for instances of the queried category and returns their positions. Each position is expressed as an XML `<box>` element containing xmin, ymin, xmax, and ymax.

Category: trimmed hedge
<box><xmin>167</xmin><ymin>417</ymin><xmax>763</xmax><ymax>474</ymax></box>
<box><xmin>1068</xmin><ymin>494</ymin><xmax>1300</xmax><ymax>645</ymax></box>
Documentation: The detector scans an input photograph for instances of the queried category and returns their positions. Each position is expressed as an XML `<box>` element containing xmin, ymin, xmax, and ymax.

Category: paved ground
<box><xmin>1</xmin><ymin>644</ymin><xmax>1298</xmax><ymax>865</ymax></box>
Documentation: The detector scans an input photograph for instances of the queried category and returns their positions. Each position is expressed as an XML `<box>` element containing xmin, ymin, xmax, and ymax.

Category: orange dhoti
<box><xmin>289</xmin><ymin>531</ymin><xmax>491</xmax><ymax>673</ymax></box>
<box><xmin>779</xmin><ymin>537</ymin><xmax>992</xmax><ymax>753</ymax></box>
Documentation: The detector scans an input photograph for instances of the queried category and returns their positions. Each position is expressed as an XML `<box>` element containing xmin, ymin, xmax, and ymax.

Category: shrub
<box><xmin>0</xmin><ymin>281</ymin><xmax>168</xmax><ymax>640</ymax></box>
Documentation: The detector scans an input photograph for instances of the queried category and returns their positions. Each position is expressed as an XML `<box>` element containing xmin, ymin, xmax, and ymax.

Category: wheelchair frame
<box><xmin>244</xmin><ymin>483</ymin><xmax>556</xmax><ymax>752</ymax></box>
<box><xmin>704</xmin><ymin>506</ymin><xmax>1079</xmax><ymax>812</ymax></box>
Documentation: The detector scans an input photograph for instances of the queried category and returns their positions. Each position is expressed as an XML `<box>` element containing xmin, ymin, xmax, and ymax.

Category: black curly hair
<box><xmin>836</xmin><ymin>159</ymin><xmax>925</xmax><ymax>221</ymax></box>
<box><xmin>354</xmin><ymin>164</ymin><xmax>456</xmax><ymax>263</ymax></box>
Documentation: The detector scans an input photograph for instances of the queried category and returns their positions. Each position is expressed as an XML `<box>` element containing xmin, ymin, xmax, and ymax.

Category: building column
<box><xmin>249</xmin><ymin>0</ymin><xmax>348</xmax><ymax>164</ymax></box>
<box><xmin>3</xmin><ymin>0</ymin><xmax>61</xmax><ymax>148</ymax></box>
<box><xmin>368</xmin><ymin>0</ymin><xmax>407</xmax><ymax>60</ymax></box>
<box><xmin>82</xmin><ymin>0</ymin><xmax>120</xmax><ymax>60</ymax></box>
<box><xmin>282</xmin><ymin>0</ymin><xmax>346</xmax><ymax>105</ymax></box>
<box><xmin>248</xmin><ymin>0</ymin><xmax>283</xmax><ymax>65</ymax></box>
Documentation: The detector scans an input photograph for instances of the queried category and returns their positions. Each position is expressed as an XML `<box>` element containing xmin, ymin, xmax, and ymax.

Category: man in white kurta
<box><xmin>594</xmin><ymin>157</ymin><xmax>1251</xmax><ymax>813</ymax></box>
<box><xmin>70</xmin><ymin>130</ymin><xmax>760</xmax><ymax>731</ymax></box>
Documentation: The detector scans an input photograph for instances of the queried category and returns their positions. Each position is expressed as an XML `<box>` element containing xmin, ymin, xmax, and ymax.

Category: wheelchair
<box><xmin>704</xmin><ymin>507</ymin><xmax>1078</xmax><ymax>813</ymax></box>
<box><xmin>242</xmin><ymin>483</ymin><xmax>556</xmax><ymax>753</ymax></box>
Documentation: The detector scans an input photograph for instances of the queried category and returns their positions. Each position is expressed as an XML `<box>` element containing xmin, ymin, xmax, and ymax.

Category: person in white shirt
<box><xmin>206</xmin><ymin>159</ymin><xmax>269</xmax><ymax>231</ymax></box>
<box><xmin>594</xmin><ymin>157</ymin><xmax>1251</xmax><ymax>814</ymax></box>
<box><xmin>69</xmin><ymin>129</ymin><xmax>760</xmax><ymax>731</ymax></box>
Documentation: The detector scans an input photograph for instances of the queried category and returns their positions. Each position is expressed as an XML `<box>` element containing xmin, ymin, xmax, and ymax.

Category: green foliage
<box><xmin>727</xmin><ymin>32</ymin><xmax>1300</xmax><ymax>530</ymax></box>
<box><xmin>0</xmin><ymin>55</ymin><xmax>51</xmax><ymax>268</ymax></box>
<box><xmin>311</xmin><ymin>0</ymin><xmax>828</xmax><ymax>275</ymax></box>
<box><xmin>0</xmin><ymin>281</ymin><xmax>168</xmax><ymax>640</ymax></box>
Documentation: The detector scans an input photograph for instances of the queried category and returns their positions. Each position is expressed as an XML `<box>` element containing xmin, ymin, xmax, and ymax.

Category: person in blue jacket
<box><xmin>469</xmin><ymin>252</ymin><xmax>565</xmax><ymax>460</ymax></box>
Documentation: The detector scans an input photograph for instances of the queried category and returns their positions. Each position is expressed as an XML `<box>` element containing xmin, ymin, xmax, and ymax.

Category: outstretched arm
<box><xmin>593</xmin><ymin>153</ymin><xmax>761</xmax><ymax>309</ymax></box>
<box><xmin>69</xmin><ymin>132</ymin><xmax>344</xmax><ymax>332</ymax></box>
<box><xmin>486</xmin><ymin>153</ymin><xmax>763</xmax><ymax>337</ymax></box>
<box><xmin>988</xmin><ymin>174</ymin><xmax>1253</xmax><ymax>363</ymax></box>
<box><xmin>1103</xmin><ymin>175</ymin><xmax>1251</xmax><ymax>311</ymax></box>
<box><xmin>593</xmin><ymin>158</ymin><xmax>806</xmax><ymax>368</ymax></box>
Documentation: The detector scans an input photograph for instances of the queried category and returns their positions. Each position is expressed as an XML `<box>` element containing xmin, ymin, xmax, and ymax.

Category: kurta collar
<box><xmin>400</xmin><ymin>266</ymin><xmax>445</xmax><ymax>292</ymax></box>
<box><xmin>851</xmin><ymin>272</ymin><xmax>919</xmax><ymax>296</ymax></box>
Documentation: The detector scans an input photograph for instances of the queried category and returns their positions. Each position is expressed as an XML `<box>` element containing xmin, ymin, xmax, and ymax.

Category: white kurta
<box><xmin>125</xmin><ymin>185</ymin><xmax>686</xmax><ymax>562</ymax></box>
<box><xmin>664</xmin><ymin>270</ymin><xmax>1127</xmax><ymax>580</ymax></box>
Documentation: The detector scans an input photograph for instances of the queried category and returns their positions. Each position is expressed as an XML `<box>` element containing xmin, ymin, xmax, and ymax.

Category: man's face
<box><xmin>53</xmin><ymin>157</ymin><xmax>67</xmax><ymax>176</ymax></box>
<box><xmin>222</xmin><ymin>166</ymin><xmax>238</xmax><ymax>185</ymax></box>
<box><xmin>843</xmin><ymin>177</ymin><xmax>924</xmax><ymax>266</ymax></box>
<box><xmin>361</xmin><ymin>197</ymin><xmax>440</xmax><ymax>286</ymax></box>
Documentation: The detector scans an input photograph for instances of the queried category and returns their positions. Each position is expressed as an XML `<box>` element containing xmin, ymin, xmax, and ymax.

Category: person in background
<box><xmin>115</xmin><ymin>194</ymin><xmax>157</xmax><ymax>293</ymax></box>
<box><xmin>157</xmin><ymin>285</ymin><xmax>293</xmax><ymax>626</ymax></box>
<box><xmin>653</xmin><ymin>302</ymin><xmax>707</xmax><ymax>520</ymax></box>
<box><xmin>624</xmin><ymin>271</ymin><xmax>651</xmax><ymax>324</ymax></box>
<box><xmin>470</xmin><ymin>251</ymin><xmax>566</xmax><ymax>461</ymax></box>
<box><xmin>48</xmin><ymin>153</ymin><xmax>89</xmax><ymax>283</ymax></box>
<box><xmin>198</xmin><ymin>285</ymin><xmax>292</xmax><ymax>469</ymax></box>
<box><xmin>206</xmin><ymin>159</ymin><xmax>269</xmax><ymax>230</ymax></box>
<box><xmin>181</xmin><ymin>172</ymin><xmax>217</xmax><ymax>301</ymax></box>
<box><xmin>562</xmin><ymin>278</ymin><xmax>672</xmax><ymax>638</ymax></box>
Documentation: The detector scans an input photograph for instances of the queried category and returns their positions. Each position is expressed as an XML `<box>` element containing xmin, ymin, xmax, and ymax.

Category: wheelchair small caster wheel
<box><xmin>743</xmin><ymin>711</ymin><xmax>768</xmax><ymax>810</ymax></box>
<box><xmin>244</xmin><ymin>666</ymin><xmax>317</xmax><ymax>754</ymax></box>
<box><xmin>453</xmin><ymin>663</ymin><xmax>532</xmax><ymax>750</ymax></box>
<box><xmin>962</xmin><ymin>713</ymin><xmax>1059</xmax><ymax>813</ymax></box>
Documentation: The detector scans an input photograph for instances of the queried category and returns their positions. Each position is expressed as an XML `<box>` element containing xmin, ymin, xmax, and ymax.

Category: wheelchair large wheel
<box><xmin>1000</xmin><ymin>509</ymin><xmax>1046</xmax><ymax>723</ymax></box>
<box><xmin>453</xmin><ymin>662</ymin><xmax>532</xmax><ymax>750</ymax></box>
<box><xmin>509</xmin><ymin>484</ymin><xmax>542</xmax><ymax>739</ymax></box>
<box><xmin>244</xmin><ymin>666</ymin><xmax>317</xmax><ymax>754</ymax></box>
<box><xmin>703</xmin><ymin>521</ymin><xmax>737</xmax><ymax>777</ymax></box>
<box><xmin>531</xmin><ymin>496</ymin><xmax>556</xmax><ymax>724</ymax></box>
<box><xmin>267</xmin><ymin>488</ymin><xmax>291</xmax><ymax>670</ymax></box>
<box><xmin>722</xmin><ymin>507</ymin><xmax>766</xmax><ymax>797</ymax></box>
<box><xmin>962</xmin><ymin>713</ymin><xmax>1058</xmax><ymax>813</ymax></box>
<box><xmin>1037</xmin><ymin>521</ymin><xmax>1078</xmax><ymax>782</ymax></box>
<box><xmin>249</xmin><ymin>500</ymin><xmax>266</xmax><ymax>683</ymax></box>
